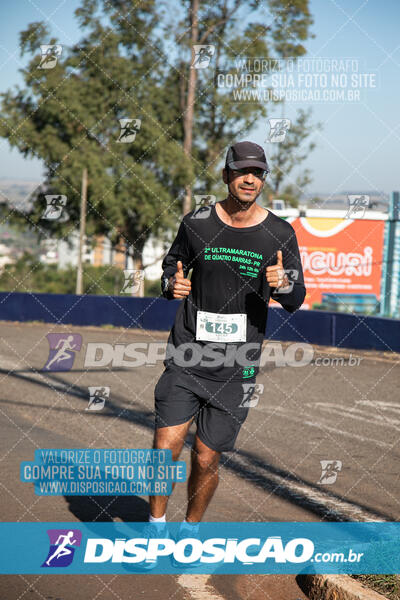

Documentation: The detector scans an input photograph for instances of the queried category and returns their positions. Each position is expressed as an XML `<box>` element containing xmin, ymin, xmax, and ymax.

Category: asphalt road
<box><xmin>1</xmin><ymin>320</ymin><xmax>399</xmax><ymax>600</ymax></box>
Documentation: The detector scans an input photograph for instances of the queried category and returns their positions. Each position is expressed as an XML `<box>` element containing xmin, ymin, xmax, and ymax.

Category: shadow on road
<box><xmin>2</xmin><ymin>367</ymin><xmax>394</xmax><ymax>523</ymax></box>
<box><xmin>65</xmin><ymin>494</ymin><xmax>149</xmax><ymax>522</ymax></box>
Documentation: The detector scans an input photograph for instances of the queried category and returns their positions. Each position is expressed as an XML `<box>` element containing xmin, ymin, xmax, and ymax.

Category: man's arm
<box><xmin>161</xmin><ymin>220</ymin><xmax>193</xmax><ymax>299</ymax></box>
<box><xmin>268</xmin><ymin>228</ymin><xmax>306</xmax><ymax>313</ymax></box>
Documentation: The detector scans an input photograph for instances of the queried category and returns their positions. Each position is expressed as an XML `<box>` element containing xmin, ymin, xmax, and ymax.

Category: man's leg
<box><xmin>186</xmin><ymin>435</ymin><xmax>221</xmax><ymax>522</ymax></box>
<box><xmin>149</xmin><ymin>420</ymin><xmax>193</xmax><ymax>518</ymax></box>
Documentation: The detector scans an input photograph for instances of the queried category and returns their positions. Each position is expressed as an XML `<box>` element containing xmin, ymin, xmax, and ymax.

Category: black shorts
<box><xmin>154</xmin><ymin>367</ymin><xmax>254</xmax><ymax>452</ymax></box>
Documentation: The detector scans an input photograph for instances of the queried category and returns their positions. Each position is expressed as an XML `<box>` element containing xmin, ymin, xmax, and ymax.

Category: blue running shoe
<box><xmin>122</xmin><ymin>522</ymin><xmax>171</xmax><ymax>572</ymax></box>
<box><xmin>172</xmin><ymin>521</ymin><xmax>202</xmax><ymax>570</ymax></box>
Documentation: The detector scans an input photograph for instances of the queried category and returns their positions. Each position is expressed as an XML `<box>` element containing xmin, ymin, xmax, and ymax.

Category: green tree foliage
<box><xmin>0</xmin><ymin>252</ymin><xmax>165</xmax><ymax>297</ymax></box>
<box><xmin>0</xmin><ymin>253</ymin><xmax>127</xmax><ymax>295</ymax></box>
<box><xmin>0</xmin><ymin>1</ymin><xmax>188</xmax><ymax>268</ymax></box>
<box><xmin>158</xmin><ymin>0</ymin><xmax>315</xmax><ymax>202</ymax></box>
<box><xmin>0</xmin><ymin>0</ymin><xmax>316</xmax><ymax>290</ymax></box>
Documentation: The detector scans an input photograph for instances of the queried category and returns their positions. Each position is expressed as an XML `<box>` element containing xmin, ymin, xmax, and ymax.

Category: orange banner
<box><xmin>289</xmin><ymin>217</ymin><xmax>385</xmax><ymax>309</ymax></box>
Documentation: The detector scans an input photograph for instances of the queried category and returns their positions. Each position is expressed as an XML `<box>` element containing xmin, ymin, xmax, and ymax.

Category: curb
<box><xmin>298</xmin><ymin>574</ymin><xmax>390</xmax><ymax>600</ymax></box>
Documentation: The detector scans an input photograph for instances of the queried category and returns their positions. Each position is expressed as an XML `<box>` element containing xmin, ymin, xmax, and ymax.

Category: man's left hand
<box><xmin>266</xmin><ymin>250</ymin><xmax>289</xmax><ymax>289</ymax></box>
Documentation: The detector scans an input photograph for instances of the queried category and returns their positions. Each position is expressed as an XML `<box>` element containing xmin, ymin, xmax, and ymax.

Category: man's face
<box><xmin>223</xmin><ymin>167</ymin><xmax>266</xmax><ymax>204</ymax></box>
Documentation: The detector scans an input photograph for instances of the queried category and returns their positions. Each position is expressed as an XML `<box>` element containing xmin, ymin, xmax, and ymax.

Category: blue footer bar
<box><xmin>1</xmin><ymin>522</ymin><xmax>399</xmax><ymax>574</ymax></box>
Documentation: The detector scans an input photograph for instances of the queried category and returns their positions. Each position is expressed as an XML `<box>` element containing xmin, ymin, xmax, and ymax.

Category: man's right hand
<box><xmin>169</xmin><ymin>260</ymin><xmax>191</xmax><ymax>299</ymax></box>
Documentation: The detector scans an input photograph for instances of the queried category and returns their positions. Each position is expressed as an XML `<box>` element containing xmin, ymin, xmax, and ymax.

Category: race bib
<box><xmin>196</xmin><ymin>310</ymin><xmax>247</xmax><ymax>342</ymax></box>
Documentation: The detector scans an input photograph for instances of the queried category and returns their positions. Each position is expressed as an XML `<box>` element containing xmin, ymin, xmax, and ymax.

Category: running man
<box><xmin>39</xmin><ymin>46</ymin><xmax>58</xmax><ymax>69</ymax></box>
<box><xmin>121</xmin><ymin>270</ymin><xmax>143</xmax><ymax>294</ymax></box>
<box><xmin>151</xmin><ymin>141</ymin><xmax>306</xmax><ymax>527</ymax></box>
<box><xmin>87</xmin><ymin>387</ymin><xmax>108</xmax><ymax>410</ymax></box>
<box><xmin>45</xmin><ymin>335</ymin><xmax>77</xmax><ymax>370</ymax></box>
<box><xmin>118</xmin><ymin>120</ymin><xmax>140</xmax><ymax>142</ymax></box>
<box><xmin>46</xmin><ymin>531</ymin><xmax>77</xmax><ymax>566</ymax></box>
<box><xmin>45</xmin><ymin>195</ymin><xmax>63</xmax><ymax>219</ymax></box>
<box><xmin>192</xmin><ymin>46</ymin><xmax>213</xmax><ymax>68</ymax></box>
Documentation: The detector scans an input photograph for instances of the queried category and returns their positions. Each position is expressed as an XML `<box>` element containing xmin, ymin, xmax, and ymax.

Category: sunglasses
<box><xmin>230</xmin><ymin>168</ymin><xmax>268</xmax><ymax>180</ymax></box>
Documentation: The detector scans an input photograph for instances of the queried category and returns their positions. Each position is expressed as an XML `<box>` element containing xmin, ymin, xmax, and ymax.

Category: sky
<box><xmin>0</xmin><ymin>0</ymin><xmax>399</xmax><ymax>195</ymax></box>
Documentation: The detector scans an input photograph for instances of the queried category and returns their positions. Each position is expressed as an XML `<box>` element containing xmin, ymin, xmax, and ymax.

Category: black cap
<box><xmin>225</xmin><ymin>141</ymin><xmax>269</xmax><ymax>172</ymax></box>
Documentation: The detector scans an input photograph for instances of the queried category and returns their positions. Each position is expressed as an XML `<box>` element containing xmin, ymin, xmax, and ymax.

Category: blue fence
<box><xmin>0</xmin><ymin>292</ymin><xmax>399</xmax><ymax>352</ymax></box>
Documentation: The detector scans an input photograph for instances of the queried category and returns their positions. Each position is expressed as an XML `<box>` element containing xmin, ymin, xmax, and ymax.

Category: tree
<box><xmin>102</xmin><ymin>0</ymin><xmax>315</xmax><ymax>213</ymax></box>
<box><xmin>0</xmin><ymin>0</ymin><xmax>316</xmax><ymax>296</ymax></box>
<box><xmin>173</xmin><ymin>0</ymin><xmax>315</xmax><ymax>212</ymax></box>
<box><xmin>0</xmin><ymin>2</ymin><xmax>188</xmax><ymax>294</ymax></box>
<box><xmin>2</xmin><ymin>252</ymin><xmax>133</xmax><ymax>295</ymax></box>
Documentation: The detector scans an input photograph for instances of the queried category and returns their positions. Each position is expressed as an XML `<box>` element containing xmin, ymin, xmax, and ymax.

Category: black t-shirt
<box><xmin>161</xmin><ymin>203</ymin><xmax>306</xmax><ymax>381</ymax></box>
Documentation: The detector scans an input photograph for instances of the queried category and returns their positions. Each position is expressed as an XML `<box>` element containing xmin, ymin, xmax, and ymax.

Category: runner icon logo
<box><xmin>117</xmin><ymin>119</ymin><xmax>141</xmax><ymax>143</ymax></box>
<box><xmin>42</xmin><ymin>333</ymin><xmax>82</xmax><ymax>372</ymax></box>
<box><xmin>267</xmin><ymin>118</ymin><xmax>291</xmax><ymax>143</ymax></box>
<box><xmin>273</xmin><ymin>269</ymin><xmax>299</xmax><ymax>294</ymax></box>
<box><xmin>42</xmin><ymin>195</ymin><xmax>69</xmax><ymax>222</ymax></box>
<box><xmin>42</xmin><ymin>529</ymin><xmax>82</xmax><ymax>568</ymax></box>
<box><xmin>38</xmin><ymin>45</ymin><xmax>62</xmax><ymax>69</ymax></box>
<box><xmin>240</xmin><ymin>383</ymin><xmax>264</xmax><ymax>408</ymax></box>
<box><xmin>191</xmin><ymin>195</ymin><xmax>216</xmax><ymax>219</ymax></box>
<box><xmin>318</xmin><ymin>460</ymin><xmax>342</xmax><ymax>485</ymax></box>
<box><xmin>121</xmin><ymin>270</ymin><xmax>145</xmax><ymax>294</ymax></box>
<box><xmin>86</xmin><ymin>386</ymin><xmax>110</xmax><ymax>411</ymax></box>
<box><xmin>345</xmin><ymin>195</ymin><xmax>369</xmax><ymax>219</ymax></box>
<box><xmin>191</xmin><ymin>45</ymin><xmax>215</xmax><ymax>69</ymax></box>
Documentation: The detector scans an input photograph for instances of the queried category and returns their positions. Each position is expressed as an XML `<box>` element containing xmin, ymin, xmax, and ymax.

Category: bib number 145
<box><xmin>206</xmin><ymin>321</ymin><xmax>237</xmax><ymax>335</ymax></box>
<box><xmin>196</xmin><ymin>310</ymin><xmax>246</xmax><ymax>342</ymax></box>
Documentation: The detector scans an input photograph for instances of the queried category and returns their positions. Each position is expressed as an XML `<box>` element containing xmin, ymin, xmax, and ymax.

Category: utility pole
<box><xmin>76</xmin><ymin>167</ymin><xmax>87</xmax><ymax>295</ymax></box>
<box><xmin>182</xmin><ymin>0</ymin><xmax>199</xmax><ymax>216</ymax></box>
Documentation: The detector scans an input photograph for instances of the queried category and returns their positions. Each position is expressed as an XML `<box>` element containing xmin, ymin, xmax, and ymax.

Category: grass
<box><xmin>351</xmin><ymin>575</ymin><xmax>400</xmax><ymax>599</ymax></box>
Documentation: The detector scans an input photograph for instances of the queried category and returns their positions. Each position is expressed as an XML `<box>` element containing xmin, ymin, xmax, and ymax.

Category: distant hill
<box><xmin>0</xmin><ymin>178</ymin><xmax>41</xmax><ymax>210</ymax></box>
<box><xmin>303</xmin><ymin>191</ymin><xmax>389</xmax><ymax>211</ymax></box>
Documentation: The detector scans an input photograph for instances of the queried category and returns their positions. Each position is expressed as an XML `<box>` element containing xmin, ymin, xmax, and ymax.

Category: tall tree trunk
<box><xmin>182</xmin><ymin>0</ymin><xmax>199</xmax><ymax>216</ymax></box>
<box><xmin>76</xmin><ymin>167</ymin><xmax>88</xmax><ymax>295</ymax></box>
